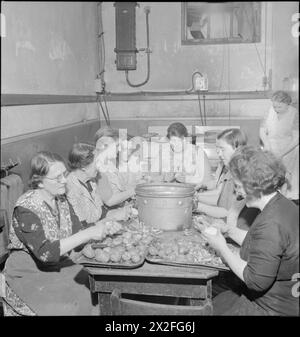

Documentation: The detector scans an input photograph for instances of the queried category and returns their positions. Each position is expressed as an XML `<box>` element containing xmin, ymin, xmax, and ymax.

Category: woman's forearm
<box><xmin>197</xmin><ymin>193</ymin><xmax>219</xmax><ymax>206</ymax></box>
<box><xmin>104</xmin><ymin>188</ymin><xmax>135</xmax><ymax>207</ymax></box>
<box><xmin>219</xmin><ymin>245</ymin><xmax>247</xmax><ymax>281</ymax></box>
<box><xmin>227</xmin><ymin>226</ymin><xmax>248</xmax><ymax>246</ymax></box>
<box><xmin>60</xmin><ymin>229</ymin><xmax>92</xmax><ymax>256</ymax></box>
<box><xmin>197</xmin><ymin>203</ymin><xmax>228</xmax><ymax>218</ymax></box>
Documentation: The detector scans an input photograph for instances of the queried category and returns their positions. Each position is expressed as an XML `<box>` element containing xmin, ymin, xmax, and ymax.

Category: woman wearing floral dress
<box><xmin>3</xmin><ymin>151</ymin><xmax>121</xmax><ymax>315</ymax></box>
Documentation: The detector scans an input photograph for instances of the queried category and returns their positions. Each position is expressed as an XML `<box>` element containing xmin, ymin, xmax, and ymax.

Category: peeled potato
<box><xmin>122</xmin><ymin>251</ymin><xmax>131</xmax><ymax>262</ymax></box>
<box><xmin>110</xmin><ymin>251</ymin><xmax>122</xmax><ymax>263</ymax></box>
<box><xmin>103</xmin><ymin>246</ymin><xmax>111</xmax><ymax>254</ymax></box>
<box><xmin>204</xmin><ymin>227</ymin><xmax>218</xmax><ymax>235</ymax></box>
<box><xmin>101</xmin><ymin>251</ymin><xmax>110</xmax><ymax>263</ymax></box>
<box><xmin>114</xmin><ymin>245</ymin><xmax>125</xmax><ymax>255</ymax></box>
<box><xmin>82</xmin><ymin>244</ymin><xmax>95</xmax><ymax>259</ymax></box>
<box><xmin>131</xmin><ymin>208</ymin><xmax>138</xmax><ymax>216</ymax></box>
<box><xmin>95</xmin><ymin>249</ymin><xmax>110</xmax><ymax>263</ymax></box>
<box><xmin>148</xmin><ymin>246</ymin><xmax>158</xmax><ymax>256</ymax></box>
<box><xmin>131</xmin><ymin>254</ymin><xmax>141</xmax><ymax>263</ymax></box>
<box><xmin>112</xmin><ymin>237</ymin><xmax>123</xmax><ymax>246</ymax></box>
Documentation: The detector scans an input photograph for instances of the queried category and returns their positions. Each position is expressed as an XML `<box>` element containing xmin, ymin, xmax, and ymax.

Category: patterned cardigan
<box><xmin>8</xmin><ymin>189</ymin><xmax>81</xmax><ymax>264</ymax></box>
<box><xmin>66</xmin><ymin>171</ymin><xmax>104</xmax><ymax>224</ymax></box>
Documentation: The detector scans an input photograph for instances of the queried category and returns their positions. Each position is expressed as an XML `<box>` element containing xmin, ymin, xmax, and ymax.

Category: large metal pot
<box><xmin>135</xmin><ymin>183</ymin><xmax>195</xmax><ymax>231</ymax></box>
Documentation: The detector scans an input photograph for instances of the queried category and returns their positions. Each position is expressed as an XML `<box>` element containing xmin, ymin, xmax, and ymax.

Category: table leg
<box><xmin>189</xmin><ymin>280</ymin><xmax>213</xmax><ymax>315</ymax></box>
<box><xmin>98</xmin><ymin>293</ymin><xmax>112</xmax><ymax>316</ymax></box>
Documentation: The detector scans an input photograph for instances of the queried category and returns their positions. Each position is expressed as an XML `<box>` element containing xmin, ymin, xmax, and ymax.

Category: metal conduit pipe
<box><xmin>125</xmin><ymin>6</ymin><xmax>151</xmax><ymax>88</ymax></box>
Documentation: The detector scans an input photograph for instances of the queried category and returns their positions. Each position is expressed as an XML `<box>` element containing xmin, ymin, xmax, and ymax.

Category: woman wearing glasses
<box><xmin>3</xmin><ymin>151</ymin><xmax>122</xmax><ymax>315</ymax></box>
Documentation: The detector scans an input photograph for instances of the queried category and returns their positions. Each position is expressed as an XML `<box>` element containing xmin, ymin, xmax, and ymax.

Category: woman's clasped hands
<box><xmin>201</xmin><ymin>227</ymin><xmax>227</xmax><ymax>254</ymax></box>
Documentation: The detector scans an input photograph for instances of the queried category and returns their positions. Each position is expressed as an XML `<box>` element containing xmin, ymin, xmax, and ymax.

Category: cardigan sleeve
<box><xmin>242</xmin><ymin>220</ymin><xmax>283</xmax><ymax>292</ymax></box>
<box><xmin>13</xmin><ymin>206</ymin><xmax>60</xmax><ymax>264</ymax></box>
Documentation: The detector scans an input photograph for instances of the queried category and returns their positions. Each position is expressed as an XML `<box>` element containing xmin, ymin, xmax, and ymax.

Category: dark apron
<box><xmin>4</xmin><ymin>250</ymin><xmax>94</xmax><ymax>316</ymax></box>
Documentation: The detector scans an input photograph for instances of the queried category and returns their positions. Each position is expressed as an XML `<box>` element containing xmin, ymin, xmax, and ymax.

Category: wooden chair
<box><xmin>110</xmin><ymin>289</ymin><xmax>212</xmax><ymax>315</ymax></box>
<box><xmin>0</xmin><ymin>273</ymin><xmax>36</xmax><ymax>316</ymax></box>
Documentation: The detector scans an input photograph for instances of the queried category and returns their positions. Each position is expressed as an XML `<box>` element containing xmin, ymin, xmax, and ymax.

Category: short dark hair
<box><xmin>68</xmin><ymin>143</ymin><xmax>95</xmax><ymax>170</ymax></box>
<box><xmin>217</xmin><ymin>128</ymin><xmax>248</xmax><ymax>149</ymax></box>
<box><xmin>29</xmin><ymin>151</ymin><xmax>66</xmax><ymax>189</ymax></box>
<box><xmin>271</xmin><ymin>91</ymin><xmax>292</xmax><ymax>105</ymax></box>
<box><xmin>167</xmin><ymin>123</ymin><xmax>188</xmax><ymax>139</ymax></box>
<box><xmin>229</xmin><ymin>145</ymin><xmax>286</xmax><ymax>198</ymax></box>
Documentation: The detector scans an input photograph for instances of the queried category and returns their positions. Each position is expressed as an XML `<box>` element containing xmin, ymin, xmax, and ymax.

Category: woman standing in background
<box><xmin>260</xmin><ymin>91</ymin><xmax>299</xmax><ymax>204</ymax></box>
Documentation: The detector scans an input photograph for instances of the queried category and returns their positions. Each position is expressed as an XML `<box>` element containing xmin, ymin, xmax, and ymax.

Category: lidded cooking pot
<box><xmin>135</xmin><ymin>183</ymin><xmax>195</xmax><ymax>231</ymax></box>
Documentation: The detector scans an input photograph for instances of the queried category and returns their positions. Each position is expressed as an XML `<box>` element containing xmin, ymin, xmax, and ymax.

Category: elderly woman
<box><xmin>3</xmin><ymin>151</ymin><xmax>121</xmax><ymax>315</ymax></box>
<box><xmin>163</xmin><ymin>122</ymin><xmax>212</xmax><ymax>185</ymax></box>
<box><xmin>260</xmin><ymin>91</ymin><xmax>299</xmax><ymax>204</ymax></box>
<box><xmin>66</xmin><ymin>143</ymin><xmax>131</xmax><ymax>224</ymax></box>
<box><xmin>201</xmin><ymin>146</ymin><xmax>299</xmax><ymax>316</ymax></box>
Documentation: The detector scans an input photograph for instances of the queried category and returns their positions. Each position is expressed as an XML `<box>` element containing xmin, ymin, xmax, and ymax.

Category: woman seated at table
<box><xmin>163</xmin><ymin>122</ymin><xmax>212</xmax><ymax>185</ymax></box>
<box><xmin>202</xmin><ymin>146</ymin><xmax>299</xmax><ymax>316</ymax></box>
<box><xmin>94</xmin><ymin>127</ymin><xmax>143</xmax><ymax>207</ymax></box>
<box><xmin>66</xmin><ymin>143</ymin><xmax>132</xmax><ymax>224</ymax></box>
<box><xmin>118</xmin><ymin>136</ymin><xmax>149</xmax><ymax>186</ymax></box>
<box><xmin>194</xmin><ymin>128</ymin><xmax>248</xmax><ymax>219</ymax></box>
<box><xmin>3</xmin><ymin>151</ymin><xmax>122</xmax><ymax>316</ymax></box>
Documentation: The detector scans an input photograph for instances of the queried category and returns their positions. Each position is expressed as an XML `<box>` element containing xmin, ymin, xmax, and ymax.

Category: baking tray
<box><xmin>145</xmin><ymin>255</ymin><xmax>230</xmax><ymax>271</ymax></box>
<box><xmin>145</xmin><ymin>229</ymin><xmax>231</xmax><ymax>271</ymax></box>
<box><xmin>76</xmin><ymin>254</ymin><xmax>145</xmax><ymax>269</ymax></box>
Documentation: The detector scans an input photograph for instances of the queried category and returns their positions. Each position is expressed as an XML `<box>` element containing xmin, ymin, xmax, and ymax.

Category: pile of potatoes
<box><xmin>82</xmin><ymin>225</ymin><xmax>154</xmax><ymax>264</ymax></box>
<box><xmin>148</xmin><ymin>236</ymin><xmax>225</xmax><ymax>266</ymax></box>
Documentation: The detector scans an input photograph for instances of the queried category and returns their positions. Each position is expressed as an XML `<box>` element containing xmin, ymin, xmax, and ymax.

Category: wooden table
<box><xmin>86</xmin><ymin>262</ymin><xmax>219</xmax><ymax>315</ymax></box>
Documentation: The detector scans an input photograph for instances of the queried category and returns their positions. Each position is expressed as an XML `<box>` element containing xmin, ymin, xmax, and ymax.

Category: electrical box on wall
<box><xmin>114</xmin><ymin>2</ymin><xmax>138</xmax><ymax>71</ymax></box>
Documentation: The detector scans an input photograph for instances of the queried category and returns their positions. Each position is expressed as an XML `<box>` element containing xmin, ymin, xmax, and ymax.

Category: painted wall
<box><xmin>99</xmin><ymin>1</ymin><xmax>297</xmax><ymax>123</ymax></box>
<box><xmin>1</xmin><ymin>2</ymin><xmax>298</xmax><ymax>142</ymax></box>
<box><xmin>1</xmin><ymin>2</ymin><xmax>298</xmax><ymax>185</ymax></box>
<box><xmin>271</xmin><ymin>1</ymin><xmax>299</xmax><ymax>90</ymax></box>
<box><xmin>1</xmin><ymin>1</ymin><xmax>99</xmax><ymax>140</ymax></box>
<box><xmin>102</xmin><ymin>2</ymin><xmax>273</xmax><ymax>92</ymax></box>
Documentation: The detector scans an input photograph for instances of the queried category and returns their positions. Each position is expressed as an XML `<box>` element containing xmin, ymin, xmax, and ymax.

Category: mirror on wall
<box><xmin>182</xmin><ymin>2</ymin><xmax>261</xmax><ymax>45</ymax></box>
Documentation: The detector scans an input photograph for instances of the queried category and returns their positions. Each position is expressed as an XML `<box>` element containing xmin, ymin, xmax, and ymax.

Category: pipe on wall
<box><xmin>1</xmin><ymin>91</ymin><xmax>272</xmax><ymax>106</ymax></box>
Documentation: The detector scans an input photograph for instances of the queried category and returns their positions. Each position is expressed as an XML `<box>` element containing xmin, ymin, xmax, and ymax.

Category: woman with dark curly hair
<box><xmin>200</xmin><ymin>146</ymin><xmax>299</xmax><ymax>316</ymax></box>
<box><xmin>66</xmin><ymin>143</ymin><xmax>132</xmax><ymax>224</ymax></box>
<box><xmin>164</xmin><ymin>122</ymin><xmax>212</xmax><ymax>185</ymax></box>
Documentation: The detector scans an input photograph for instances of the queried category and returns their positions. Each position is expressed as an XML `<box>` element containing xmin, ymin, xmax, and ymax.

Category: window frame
<box><xmin>181</xmin><ymin>2</ymin><xmax>262</xmax><ymax>45</ymax></box>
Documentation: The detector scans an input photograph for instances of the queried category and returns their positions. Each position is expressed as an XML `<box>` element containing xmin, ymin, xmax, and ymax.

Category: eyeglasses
<box><xmin>44</xmin><ymin>171</ymin><xmax>69</xmax><ymax>183</ymax></box>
